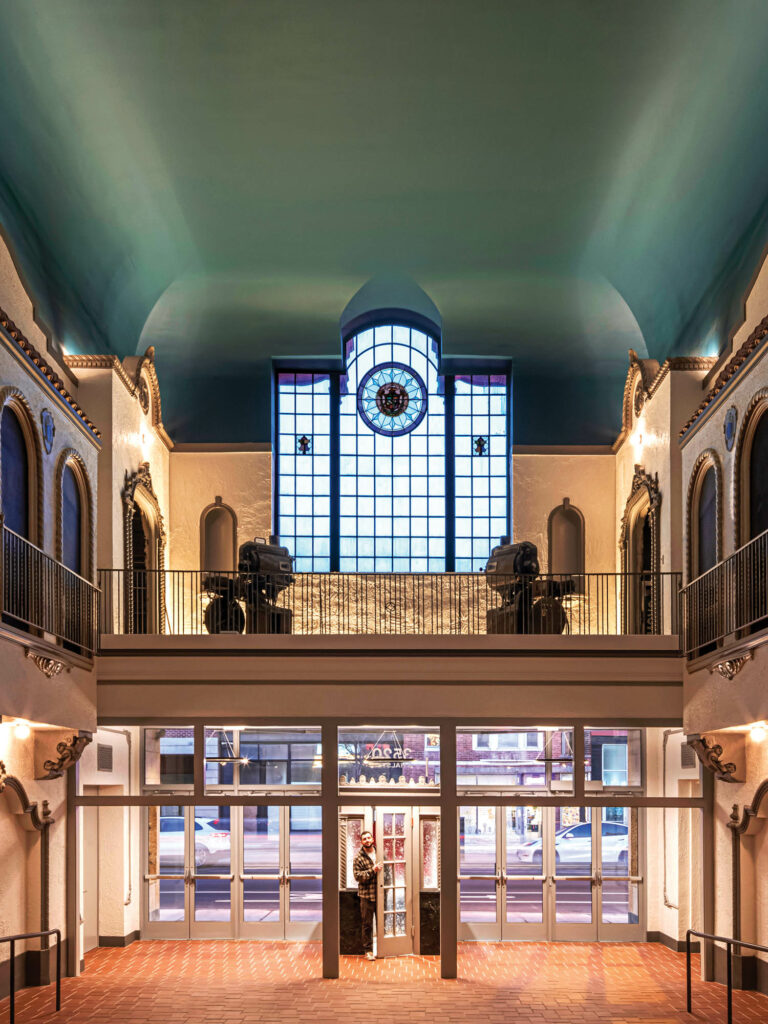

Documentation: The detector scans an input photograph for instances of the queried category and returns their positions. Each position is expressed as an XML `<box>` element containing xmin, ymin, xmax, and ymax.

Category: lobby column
<box><xmin>321</xmin><ymin>722</ymin><xmax>339</xmax><ymax>978</ymax></box>
<box><xmin>440</xmin><ymin>722</ymin><xmax>457</xmax><ymax>978</ymax></box>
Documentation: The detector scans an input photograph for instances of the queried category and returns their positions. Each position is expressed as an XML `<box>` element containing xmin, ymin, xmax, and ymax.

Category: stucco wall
<box><xmin>512</xmin><ymin>453</ymin><xmax>615</xmax><ymax>572</ymax></box>
<box><xmin>169</xmin><ymin>450</ymin><xmax>272</xmax><ymax>569</ymax></box>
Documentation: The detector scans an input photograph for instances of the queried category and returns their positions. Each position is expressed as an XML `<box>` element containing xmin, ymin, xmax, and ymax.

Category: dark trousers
<box><xmin>360</xmin><ymin>897</ymin><xmax>376</xmax><ymax>953</ymax></box>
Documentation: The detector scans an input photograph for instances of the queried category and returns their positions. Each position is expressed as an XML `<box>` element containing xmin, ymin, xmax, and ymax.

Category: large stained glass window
<box><xmin>276</xmin><ymin>373</ymin><xmax>331</xmax><ymax>571</ymax></box>
<box><xmin>454</xmin><ymin>375</ymin><xmax>510</xmax><ymax>571</ymax></box>
<box><xmin>274</xmin><ymin>325</ymin><xmax>510</xmax><ymax>572</ymax></box>
<box><xmin>340</xmin><ymin>326</ymin><xmax>445</xmax><ymax>571</ymax></box>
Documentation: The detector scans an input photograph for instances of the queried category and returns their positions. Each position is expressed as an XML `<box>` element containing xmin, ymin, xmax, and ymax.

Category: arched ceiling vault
<box><xmin>2</xmin><ymin>1</ymin><xmax>768</xmax><ymax>442</ymax></box>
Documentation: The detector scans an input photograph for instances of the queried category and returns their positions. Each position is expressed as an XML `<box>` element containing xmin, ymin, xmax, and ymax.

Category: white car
<box><xmin>158</xmin><ymin>816</ymin><xmax>231</xmax><ymax>867</ymax></box>
<box><xmin>513</xmin><ymin>821</ymin><xmax>628</xmax><ymax>867</ymax></box>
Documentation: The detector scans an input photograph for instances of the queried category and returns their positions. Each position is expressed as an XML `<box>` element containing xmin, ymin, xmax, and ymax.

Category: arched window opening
<box><xmin>131</xmin><ymin>505</ymin><xmax>150</xmax><ymax>634</ymax></box>
<box><xmin>202</xmin><ymin>504</ymin><xmax>236</xmax><ymax>571</ymax></box>
<box><xmin>1</xmin><ymin>405</ymin><xmax>29</xmax><ymax>538</ymax></box>
<box><xmin>62</xmin><ymin>463</ymin><xmax>83</xmax><ymax>575</ymax></box>
<box><xmin>749</xmin><ymin>410</ymin><xmax>768</xmax><ymax>540</ymax></box>
<box><xmin>548</xmin><ymin>500</ymin><xmax>584</xmax><ymax>576</ymax></box>
<box><xmin>696</xmin><ymin>466</ymin><xmax>717</xmax><ymax>576</ymax></box>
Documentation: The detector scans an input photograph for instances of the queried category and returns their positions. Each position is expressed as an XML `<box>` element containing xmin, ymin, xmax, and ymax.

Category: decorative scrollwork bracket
<box><xmin>686</xmin><ymin>733</ymin><xmax>742</xmax><ymax>783</ymax></box>
<box><xmin>38</xmin><ymin>730</ymin><xmax>93</xmax><ymax>781</ymax></box>
<box><xmin>710</xmin><ymin>652</ymin><xmax>753</xmax><ymax>681</ymax></box>
<box><xmin>25</xmin><ymin>649</ymin><xmax>66</xmax><ymax>679</ymax></box>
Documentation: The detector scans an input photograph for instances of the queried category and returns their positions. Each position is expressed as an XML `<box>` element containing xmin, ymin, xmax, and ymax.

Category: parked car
<box><xmin>158</xmin><ymin>816</ymin><xmax>231</xmax><ymax>867</ymax></box>
<box><xmin>513</xmin><ymin>821</ymin><xmax>628</xmax><ymax>867</ymax></box>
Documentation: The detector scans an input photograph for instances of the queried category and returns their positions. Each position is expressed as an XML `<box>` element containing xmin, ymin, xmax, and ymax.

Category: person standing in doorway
<box><xmin>353</xmin><ymin>830</ymin><xmax>381</xmax><ymax>960</ymax></box>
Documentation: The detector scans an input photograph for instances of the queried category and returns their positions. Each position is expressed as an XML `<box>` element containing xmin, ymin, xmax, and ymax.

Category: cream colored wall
<box><xmin>512</xmin><ymin>454</ymin><xmax>615</xmax><ymax>571</ymax></box>
<box><xmin>0</xmin><ymin>724</ymin><xmax>67</xmax><ymax>965</ymax></box>
<box><xmin>169</xmin><ymin>451</ymin><xmax>272</xmax><ymax>569</ymax></box>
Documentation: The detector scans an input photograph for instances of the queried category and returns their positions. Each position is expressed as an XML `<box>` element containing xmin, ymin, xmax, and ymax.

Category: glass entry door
<box><xmin>459</xmin><ymin>806</ymin><xmax>546</xmax><ymax>940</ymax></box>
<box><xmin>550</xmin><ymin>807</ymin><xmax>643</xmax><ymax>941</ymax></box>
<box><xmin>375</xmin><ymin>807</ymin><xmax>413</xmax><ymax>956</ymax></box>
<box><xmin>458</xmin><ymin>806</ymin><xmax>643</xmax><ymax>942</ymax></box>
<box><xmin>240</xmin><ymin>805</ymin><xmax>322</xmax><ymax>940</ymax></box>
<box><xmin>143</xmin><ymin>805</ymin><xmax>234</xmax><ymax>938</ymax></box>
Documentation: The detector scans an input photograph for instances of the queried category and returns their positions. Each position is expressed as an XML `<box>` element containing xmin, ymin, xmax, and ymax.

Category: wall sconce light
<box><xmin>750</xmin><ymin>722</ymin><xmax>767</xmax><ymax>743</ymax></box>
<box><xmin>14</xmin><ymin>720</ymin><xmax>31</xmax><ymax>740</ymax></box>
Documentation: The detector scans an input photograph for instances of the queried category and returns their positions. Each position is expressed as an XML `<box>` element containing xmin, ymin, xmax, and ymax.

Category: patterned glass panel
<box><xmin>454</xmin><ymin>375</ymin><xmax>509</xmax><ymax>571</ymax></box>
<box><xmin>276</xmin><ymin>373</ymin><xmax>331</xmax><ymax>571</ymax></box>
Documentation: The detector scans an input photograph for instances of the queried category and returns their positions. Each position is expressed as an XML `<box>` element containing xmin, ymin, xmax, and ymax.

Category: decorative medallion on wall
<box><xmin>136</xmin><ymin>375</ymin><xmax>150</xmax><ymax>414</ymax></box>
<box><xmin>473</xmin><ymin>436</ymin><xmax>488</xmax><ymax>456</ymax></box>
<box><xmin>356</xmin><ymin>362</ymin><xmax>427</xmax><ymax>436</ymax></box>
<box><xmin>724</xmin><ymin>405</ymin><xmax>738</xmax><ymax>452</ymax></box>
<box><xmin>296</xmin><ymin>434</ymin><xmax>312</xmax><ymax>455</ymax></box>
<box><xmin>40</xmin><ymin>408</ymin><xmax>55</xmax><ymax>454</ymax></box>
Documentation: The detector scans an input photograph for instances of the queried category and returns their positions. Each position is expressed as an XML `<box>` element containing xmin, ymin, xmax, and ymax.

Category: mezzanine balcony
<box><xmin>1</xmin><ymin>520</ymin><xmax>99</xmax><ymax>658</ymax></box>
<box><xmin>681</xmin><ymin>526</ymin><xmax>768</xmax><ymax>659</ymax></box>
<box><xmin>97</xmin><ymin>568</ymin><xmax>681</xmax><ymax>640</ymax></box>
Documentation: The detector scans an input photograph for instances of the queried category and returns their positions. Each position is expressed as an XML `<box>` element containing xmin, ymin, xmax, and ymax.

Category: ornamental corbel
<box><xmin>38</xmin><ymin>730</ymin><xmax>93</xmax><ymax>781</ymax></box>
<box><xmin>25</xmin><ymin>649</ymin><xmax>66</xmax><ymax>678</ymax></box>
<box><xmin>686</xmin><ymin>733</ymin><xmax>742</xmax><ymax>783</ymax></box>
<box><xmin>710</xmin><ymin>652</ymin><xmax>753</xmax><ymax>681</ymax></box>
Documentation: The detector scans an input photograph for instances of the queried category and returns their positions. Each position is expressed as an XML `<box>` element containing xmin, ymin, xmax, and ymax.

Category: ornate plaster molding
<box><xmin>732</xmin><ymin>385</ymin><xmax>768</xmax><ymax>549</ymax></box>
<box><xmin>25</xmin><ymin>648</ymin><xmax>66</xmax><ymax>678</ymax></box>
<box><xmin>685</xmin><ymin>448</ymin><xmax>723</xmax><ymax>583</ymax></box>
<box><xmin>122</xmin><ymin>462</ymin><xmax>167</xmax><ymax>633</ymax></box>
<box><xmin>686</xmin><ymin>733</ymin><xmax>742</xmax><ymax>783</ymax></box>
<box><xmin>0</xmin><ymin>761</ymin><xmax>54</xmax><ymax>830</ymax></box>
<box><xmin>709</xmin><ymin>651</ymin><xmax>753</xmax><ymax>680</ymax></box>
<box><xmin>65</xmin><ymin>346</ymin><xmax>173</xmax><ymax>449</ymax></box>
<box><xmin>38</xmin><ymin>730</ymin><xmax>92</xmax><ymax>781</ymax></box>
<box><xmin>729</xmin><ymin>778</ymin><xmax>768</xmax><ymax>835</ymax></box>
<box><xmin>619</xmin><ymin>465</ymin><xmax>662</xmax><ymax>631</ymax></box>
<box><xmin>0</xmin><ymin>385</ymin><xmax>45</xmax><ymax>547</ymax></box>
<box><xmin>680</xmin><ymin>313</ymin><xmax>768</xmax><ymax>438</ymax></box>
<box><xmin>0</xmin><ymin>306</ymin><xmax>101</xmax><ymax>436</ymax></box>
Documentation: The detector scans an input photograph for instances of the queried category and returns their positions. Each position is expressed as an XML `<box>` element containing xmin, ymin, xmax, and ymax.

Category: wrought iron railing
<box><xmin>1</xmin><ymin>522</ymin><xmax>99</xmax><ymax>657</ymax></box>
<box><xmin>686</xmin><ymin>929</ymin><xmax>768</xmax><ymax>1024</ymax></box>
<box><xmin>0</xmin><ymin>927</ymin><xmax>61</xmax><ymax>1024</ymax></box>
<box><xmin>681</xmin><ymin>527</ymin><xmax>768</xmax><ymax>657</ymax></box>
<box><xmin>98</xmin><ymin>568</ymin><xmax>681</xmax><ymax>638</ymax></box>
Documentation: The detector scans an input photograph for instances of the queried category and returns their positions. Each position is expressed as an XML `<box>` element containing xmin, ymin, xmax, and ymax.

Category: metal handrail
<box><xmin>98</xmin><ymin>568</ymin><xmax>682</xmax><ymax>638</ymax></box>
<box><xmin>0</xmin><ymin>927</ymin><xmax>61</xmax><ymax>1024</ymax></box>
<box><xmin>686</xmin><ymin>928</ymin><xmax>768</xmax><ymax>1024</ymax></box>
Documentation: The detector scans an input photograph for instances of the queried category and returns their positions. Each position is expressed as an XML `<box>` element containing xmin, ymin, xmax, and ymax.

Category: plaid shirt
<box><xmin>353</xmin><ymin>847</ymin><xmax>378</xmax><ymax>901</ymax></box>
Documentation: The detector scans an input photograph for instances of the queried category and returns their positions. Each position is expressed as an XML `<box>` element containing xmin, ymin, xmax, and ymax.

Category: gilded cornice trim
<box><xmin>685</xmin><ymin>448</ymin><xmax>723</xmax><ymax>583</ymax></box>
<box><xmin>65</xmin><ymin>346</ymin><xmax>174</xmax><ymax>450</ymax></box>
<box><xmin>0</xmin><ymin>306</ymin><xmax>100</xmax><ymax>436</ymax></box>
<box><xmin>614</xmin><ymin>351</ymin><xmax>715</xmax><ymax>452</ymax></box>
<box><xmin>680</xmin><ymin>313</ymin><xmax>768</xmax><ymax>437</ymax></box>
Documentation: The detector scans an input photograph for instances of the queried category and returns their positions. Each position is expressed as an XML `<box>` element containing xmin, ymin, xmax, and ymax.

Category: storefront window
<box><xmin>584</xmin><ymin>728</ymin><xmax>642</xmax><ymax>789</ymax></box>
<box><xmin>338</xmin><ymin>728</ymin><xmax>440</xmax><ymax>789</ymax></box>
<box><xmin>204</xmin><ymin>727</ymin><xmax>322</xmax><ymax>790</ymax></box>
<box><xmin>143</xmin><ymin>727</ymin><xmax>194</xmax><ymax>788</ymax></box>
<box><xmin>457</xmin><ymin>728</ymin><xmax>573</xmax><ymax>790</ymax></box>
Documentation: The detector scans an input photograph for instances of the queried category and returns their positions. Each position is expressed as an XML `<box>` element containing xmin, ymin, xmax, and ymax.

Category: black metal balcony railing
<box><xmin>98</xmin><ymin>568</ymin><xmax>681</xmax><ymax>638</ymax></box>
<box><xmin>681</xmin><ymin>527</ymin><xmax>768</xmax><ymax>657</ymax></box>
<box><xmin>1</xmin><ymin>522</ymin><xmax>99</xmax><ymax>657</ymax></box>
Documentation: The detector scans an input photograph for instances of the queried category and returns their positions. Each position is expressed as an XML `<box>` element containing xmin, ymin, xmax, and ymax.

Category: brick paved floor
<box><xmin>3</xmin><ymin>941</ymin><xmax>768</xmax><ymax>1023</ymax></box>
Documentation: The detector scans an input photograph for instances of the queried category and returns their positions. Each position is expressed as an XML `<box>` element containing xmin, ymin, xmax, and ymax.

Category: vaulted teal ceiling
<box><xmin>2</xmin><ymin>1</ymin><xmax>768</xmax><ymax>443</ymax></box>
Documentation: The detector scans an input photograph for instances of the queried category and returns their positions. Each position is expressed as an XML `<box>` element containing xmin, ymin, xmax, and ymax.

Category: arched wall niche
<box><xmin>0</xmin><ymin>385</ymin><xmax>43</xmax><ymax>547</ymax></box>
<box><xmin>734</xmin><ymin>387</ymin><xmax>768</xmax><ymax>548</ymax></box>
<box><xmin>619</xmin><ymin>465</ymin><xmax>661</xmax><ymax>633</ymax></box>
<box><xmin>547</xmin><ymin>498</ymin><xmax>585</xmax><ymax>575</ymax></box>
<box><xmin>200</xmin><ymin>498</ymin><xmax>238</xmax><ymax>571</ymax></box>
<box><xmin>55</xmin><ymin>448</ymin><xmax>95</xmax><ymax>581</ymax></box>
<box><xmin>728</xmin><ymin>776</ymin><xmax>768</xmax><ymax>964</ymax></box>
<box><xmin>122</xmin><ymin>462</ymin><xmax>166</xmax><ymax>633</ymax></box>
<box><xmin>686</xmin><ymin>448</ymin><xmax>723</xmax><ymax>584</ymax></box>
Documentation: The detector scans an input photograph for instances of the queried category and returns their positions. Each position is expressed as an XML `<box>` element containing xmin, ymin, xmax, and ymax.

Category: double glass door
<box><xmin>143</xmin><ymin>804</ymin><xmax>321</xmax><ymax>939</ymax></box>
<box><xmin>458</xmin><ymin>806</ymin><xmax>643</xmax><ymax>941</ymax></box>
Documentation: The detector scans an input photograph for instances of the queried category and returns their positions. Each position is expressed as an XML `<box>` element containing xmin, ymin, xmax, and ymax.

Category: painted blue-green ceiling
<box><xmin>2</xmin><ymin>1</ymin><xmax>768</xmax><ymax>443</ymax></box>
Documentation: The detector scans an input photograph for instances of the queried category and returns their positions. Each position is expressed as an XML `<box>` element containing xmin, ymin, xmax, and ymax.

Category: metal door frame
<box><xmin>141</xmin><ymin>806</ymin><xmax>193</xmax><ymax>939</ymax></box>
<box><xmin>501</xmin><ymin>806</ymin><xmax>548</xmax><ymax>941</ymax></box>
<box><xmin>188</xmin><ymin>805</ymin><xmax>235</xmax><ymax>939</ymax></box>
<box><xmin>457</xmin><ymin>804</ymin><xmax>502</xmax><ymax>940</ymax></box>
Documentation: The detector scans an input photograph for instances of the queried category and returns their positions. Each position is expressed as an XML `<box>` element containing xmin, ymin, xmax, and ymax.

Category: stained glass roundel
<box><xmin>356</xmin><ymin>362</ymin><xmax>428</xmax><ymax>436</ymax></box>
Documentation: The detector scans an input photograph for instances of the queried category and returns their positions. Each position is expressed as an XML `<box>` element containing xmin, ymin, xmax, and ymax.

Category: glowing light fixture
<box><xmin>14</xmin><ymin>720</ymin><xmax>31</xmax><ymax>740</ymax></box>
<box><xmin>750</xmin><ymin>722</ymin><xmax>767</xmax><ymax>743</ymax></box>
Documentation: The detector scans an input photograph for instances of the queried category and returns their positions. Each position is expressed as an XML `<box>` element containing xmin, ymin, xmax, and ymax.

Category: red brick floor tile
<box><xmin>1</xmin><ymin>941</ymin><xmax>767</xmax><ymax>1023</ymax></box>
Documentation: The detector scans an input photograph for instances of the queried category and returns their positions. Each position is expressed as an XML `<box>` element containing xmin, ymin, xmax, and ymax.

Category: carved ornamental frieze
<box><xmin>39</xmin><ymin>731</ymin><xmax>93</xmax><ymax>781</ymax></box>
